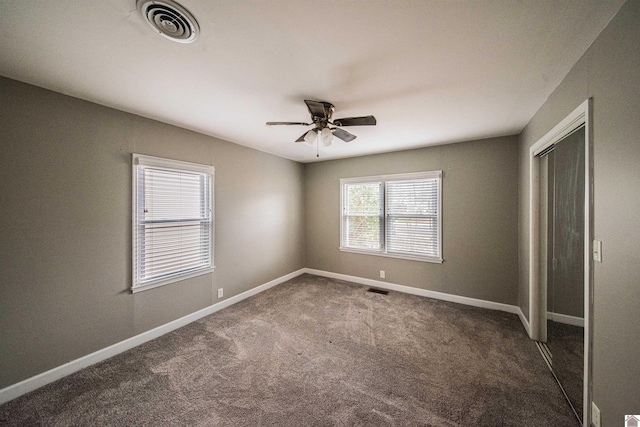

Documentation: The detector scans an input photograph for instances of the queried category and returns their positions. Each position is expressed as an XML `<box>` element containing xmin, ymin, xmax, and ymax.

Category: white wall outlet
<box><xmin>593</xmin><ymin>240</ymin><xmax>603</xmax><ymax>263</ymax></box>
<box><xmin>217</xmin><ymin>288</ymin><xmax>223</xmax><ymax>299</ymax></box>
<box><xmin>380</xmin><ymin>270</ymin><xmax>385</xmax><ymax>279</ymax></box>
<box><xmin>591</xmin><ymin>401</ymin><xmax>601</xmax><ymax>427</ymax></box>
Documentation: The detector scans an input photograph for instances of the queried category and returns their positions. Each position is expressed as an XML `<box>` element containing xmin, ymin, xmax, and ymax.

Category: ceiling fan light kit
<box><xmin>267</xmin><ymin>100</ymin><xmax>377</xmax><ymax>157</ymax></box>
<box><xmin>303</xmin><ymin>129</ymin><xmax>317</xmax><ymax>145</ymax></box>
<box><xmin>321</xmin><ymin>128</ymin><xmax>333</xmax><ymax>147</ymax></box>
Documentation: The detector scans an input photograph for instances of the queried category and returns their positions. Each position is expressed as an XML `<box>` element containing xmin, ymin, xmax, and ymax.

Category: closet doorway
<box><xmin>528</xmin><ymin>99</ymin><xmax>592</xmax><ymax>426</ymax></box>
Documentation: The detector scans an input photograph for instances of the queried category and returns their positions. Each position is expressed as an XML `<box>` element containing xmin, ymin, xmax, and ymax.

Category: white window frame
<box><xmin>340</xmin><ymin>171</ymin><xmax>443</xmax><ymax>263</ymax></box>
<box><xmin>132</xmin><ymin>154</ymin><xmax>215</xmax><ymax>293</ymax></box>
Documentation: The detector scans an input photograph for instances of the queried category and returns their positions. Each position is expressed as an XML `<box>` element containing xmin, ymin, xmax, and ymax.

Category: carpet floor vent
<box><xmin>367</xmin><ymin>288</ymin><xmax>389</xmax><ymax>295</ymax></box>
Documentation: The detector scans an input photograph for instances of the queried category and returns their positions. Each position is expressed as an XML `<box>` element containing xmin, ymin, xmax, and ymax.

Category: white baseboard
<box><xmin>1</xmin><ymin>268</ymin><xmax>536</xmax><ymax>405</ymax></box>
<box><xmin>0</xmin><ymin>268</ymin><xmax>306</xmax><ymax>405</ymax></box>
<box><xmin>547</xmin><ymin>311</ymin><xmax>584</xmax><ymax>327</ymax></box>
<box><xmin>304</xmin><ymin>268</ymin><xmax>523</xmax><ymax>315</ymax></box>
<box><xmin>518</xmin><ymin>307</ymin><xmax>532</xmax><ymax>337</ymax></box>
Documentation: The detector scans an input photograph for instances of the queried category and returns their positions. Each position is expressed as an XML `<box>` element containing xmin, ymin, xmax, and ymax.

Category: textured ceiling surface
<box><xmin>0</xmin><ymin>1</ymin><xmax>625</xmax><ymax>162</ymax></box>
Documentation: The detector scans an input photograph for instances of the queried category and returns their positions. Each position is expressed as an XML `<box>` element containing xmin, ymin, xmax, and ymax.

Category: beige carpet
<box><xmin>0</xmin><ymin>274</ymin><xmax>578</xmax><ymax>426</ymax></box>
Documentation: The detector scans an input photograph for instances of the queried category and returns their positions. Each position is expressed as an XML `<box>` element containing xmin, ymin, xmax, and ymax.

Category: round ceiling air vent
<box><xmin>137</xmin><ymin>0</ymin><xmax>199</xmax><ymax>43</ymax></box>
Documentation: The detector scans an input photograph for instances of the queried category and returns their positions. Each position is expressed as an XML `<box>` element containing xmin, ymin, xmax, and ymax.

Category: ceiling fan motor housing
<box><xmin>311</xmin><ymin>101</ymin><xmax>335</xmax><ymax>127</ymax></box>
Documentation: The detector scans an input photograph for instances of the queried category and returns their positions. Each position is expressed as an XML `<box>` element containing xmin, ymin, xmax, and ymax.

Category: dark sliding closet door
<box><xmin>547</xmin><ymin>125</ymin><xmax>585</xmax><ymax>421</ymax></box>
<box><xmin>551</xmin><ymin>127</ymin><xmax>585</xmax><ymax>320</ymax></box>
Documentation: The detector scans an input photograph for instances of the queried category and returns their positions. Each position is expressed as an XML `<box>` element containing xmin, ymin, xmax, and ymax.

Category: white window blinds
<box><xmin>386</xmin><ymin>178</ymin><xmax>439</xmax><ymax>258</ymax></box>
<box><xmin>340</xmin><ymin>171</ymin><xmax>442</xmax><ymax>263</ymax></box>
<box><xmin>133</xmin><ymin>154</ymin><xmax>214</xmax><ymax>292</ymax></box>
<box><xmin>343</xmin><ymin>182</ymin><xmax>383</xmax><ymax>250</ymax></box>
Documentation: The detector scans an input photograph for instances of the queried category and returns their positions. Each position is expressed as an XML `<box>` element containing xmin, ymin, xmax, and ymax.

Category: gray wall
<box><xmin>305</xmin><ymin>136</ymin><xmax>519</xmax><ymax>305</ymax></box>
<box><xmin>517</xmin><ymin>0</ymin><xmax>640</xmax><ymax>423</ymax></box>
<box><xmin>0</xmin><ymin>77</ymin><xmax>305</xmax><ymax>389</ymax></box>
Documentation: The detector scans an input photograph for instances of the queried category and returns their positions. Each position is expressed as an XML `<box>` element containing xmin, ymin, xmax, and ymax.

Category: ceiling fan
<box><xmin>266</xmin><ymin>100</ymin><xmax>376</xmax><ymax>151</ymax></box>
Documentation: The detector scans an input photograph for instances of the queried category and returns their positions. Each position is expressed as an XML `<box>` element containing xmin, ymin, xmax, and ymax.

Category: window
<box><xmin>132</xmin><ymin>154</ymin><xmax>214</xmax><ymax>292</ymax></box>
<box><xmin>340</xmin><ymin>171</ymin><xmax>442</xmax><ymax>263</ymax></box>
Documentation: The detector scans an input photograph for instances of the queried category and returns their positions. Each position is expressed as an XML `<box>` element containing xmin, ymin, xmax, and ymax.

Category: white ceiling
<box><xmin>0</xmin><ymin>1</ymin><xmax>624</xmax><ymax>162</ymax></box>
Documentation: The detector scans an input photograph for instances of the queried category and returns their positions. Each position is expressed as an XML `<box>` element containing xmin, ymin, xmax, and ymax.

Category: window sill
<box><xmin>338</xmin><ymin>247</ymin><xmax>443</xmax><ymax>264</ymax></box>
<box><xmin>132</xmin><ymin>266</ymin><xmax>215</xmax><ymax>293</ymax></box>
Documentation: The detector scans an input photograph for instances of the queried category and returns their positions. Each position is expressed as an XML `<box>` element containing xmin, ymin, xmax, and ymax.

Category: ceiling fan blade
<box><xmin>332</xmin><ymin>128</ymin><xmax>357</xmax><ymax>142</ymax></box>
<box><xmin>304</xmin><ymin>100</ymin><xmax>329</xmax><ymax>119</ymax></box>
<box><xmin>266</xmin><ymin>121</ymin><xmax>310</xmax><ymax>126</ymax></box>
<box><xmin>333</xmin><ymin>115</ymin><xmax>377</xmax><ymax>126</ymax></box>
<box><xmin>295</xmin><ymin>132</ymin><xmax>307</xmax><ymax>143</ymax></box>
